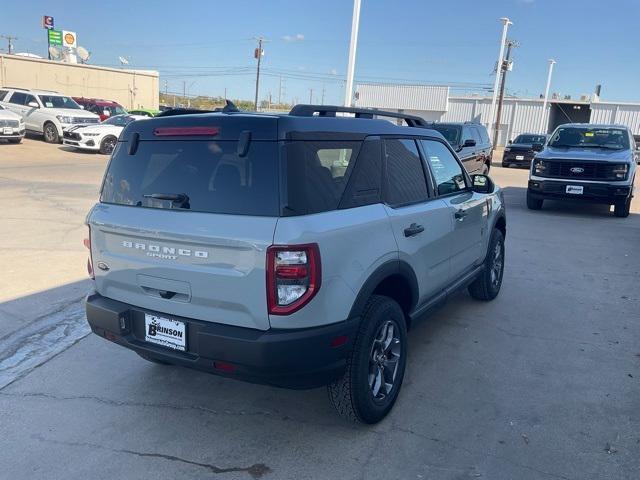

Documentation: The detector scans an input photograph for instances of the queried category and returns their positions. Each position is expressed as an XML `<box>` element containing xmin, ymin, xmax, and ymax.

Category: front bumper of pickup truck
<box><xmin>86</xmin><ymin>292</ymin><xmax>359</xmax><ymax>389</ymax></box>
<box><xmin>528</xmin><ymin>178</ymin><xmax>633</xmax><ymax>204</ymax></box>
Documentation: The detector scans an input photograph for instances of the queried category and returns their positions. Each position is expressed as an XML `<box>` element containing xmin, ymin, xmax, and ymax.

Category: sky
<box><xmin>2</xmin><ymin>0</ymin><xmax>640</xmax><ymax>105</ymax></box>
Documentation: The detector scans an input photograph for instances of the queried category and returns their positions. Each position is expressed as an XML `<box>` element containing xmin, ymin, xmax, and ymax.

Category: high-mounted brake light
<box><xmin>267</xmin><ymin>244</ymin><xmax>321</xmax><ymax>315</ymax></box>
<box><xmin>84</xmin><ymin>225</ymin><xmax>94</xmax><ymax>280</ymax></box>
<box><xmin>153</xmin><ymin>126</ymin><xmax>220</xmax><ymax>137</ymax></box>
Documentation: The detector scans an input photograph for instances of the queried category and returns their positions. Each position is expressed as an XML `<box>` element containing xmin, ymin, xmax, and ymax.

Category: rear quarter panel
<box><xmin>271</xmin><ymin>204</ymin><xmax>398</xmax><ymax>329</ymax></box>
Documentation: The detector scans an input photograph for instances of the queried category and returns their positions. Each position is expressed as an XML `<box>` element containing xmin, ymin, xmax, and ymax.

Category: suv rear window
<box><xmin>101</xmin><ymin>140</ymin><xmax>280</xmax><ymax>216</ymax></box>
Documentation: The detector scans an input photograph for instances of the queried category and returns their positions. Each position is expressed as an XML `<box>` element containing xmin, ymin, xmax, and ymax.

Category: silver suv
<box><xmin>84</xmin><ymin>104</ymin><xmax>507</xmax><ymax>423</ymax></box>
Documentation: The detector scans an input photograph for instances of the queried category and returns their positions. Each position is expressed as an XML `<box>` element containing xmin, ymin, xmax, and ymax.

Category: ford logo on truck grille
<box><xmin>570</xmin><ymin>167</ymin><xmax>585</xmax><ymax>173</ymax></box>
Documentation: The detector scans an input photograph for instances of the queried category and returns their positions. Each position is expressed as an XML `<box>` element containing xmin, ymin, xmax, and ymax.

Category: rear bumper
<box><xmin>86</xmin><ymin>292</ymin><xmax>359</xmax><ymax>389</ymax></box>
<box><xmin>528</xmin><ymin>179</ymin><xmax>633</xmax><ymax>204</ymax></box>
<box><xmin>502</xmin><ymin>153</ymin><xmax>534</xmax><ymax>167</ymax></box>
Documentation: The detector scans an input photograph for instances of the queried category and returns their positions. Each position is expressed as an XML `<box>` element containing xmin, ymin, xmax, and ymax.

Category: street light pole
<box><xmin>488</xmin><ymin>17</ymin><xmax>512</xmax><ymax>139</ymax></box>
<box><xmin>539</xmin><ymin>59</ymin><xmax>556</xmax><ymax>134</ymax></box>
<box><xmin>254</xmin><ymin>37</ymin><xmax>266</xmax><ymax>111</ymax></box>
<box><xmin>343</xmin><ymin>0</ymin><xmax>362</xmax><ymax>107</ymax></box>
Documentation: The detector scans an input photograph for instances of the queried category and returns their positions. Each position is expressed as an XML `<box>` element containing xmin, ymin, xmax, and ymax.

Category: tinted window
<box><xmin>478</xmin><ymin>126</ymin><xmax>491</xmax><ymax>144</ymax></box>
<box><xmin>0</xmin><ymin>90</ymin><xmax>8</xmax><ymax>101</ymax></box>
<box><xmin>462</xmin><ymin>126</ymin><xmax>474</xmax><ymax>145</ymax></box>
<box><xmin>285</xmin><ymin>141</ymin><xmax>360</xmax><ymax>215</ymax></box>
<box><xmin>430</xmin><ymin>125</ymin><xmax>461</xmax><ymax>146</ymax></box>
<box><xmin>101</xmin><ymin>140</ymin><xmax>280</xmax><ymax>216</ymax></box>
<box><xmin>471</xmin><ymin>127</ymin><xmax>482</xmax><ymax>144</ymax></box>
<box><xmin>340</xmin><ymin>138</ymin><xmax>382</xmax><ymax>209</ymax></box>
<box><xmin>38</xmin><ymin>95</ymin><xmax>81</xmax><ymax>109</ymax></box>
<box><xmin>422</xmin><ymin>140</ymin><xmax>467</xmax><ymax>196</ymax></box>
<box><xmin>103</xmin><ymin>115</ymin><xmax>137</xmax><ymax>127</ymax></box>
<box><xmin>384</xmin><ymin>138</ymin><xmax>428</xmax><ymax>206</ymax></box>
<box><xmin>9</xmin><ymin>92</ymin><xmax>27</xmax><ymax>105</ymax></box>
<box><xmin>514</xmin><ymin>134</ymin><xmax>546</xmax><ymax>144</ymax></box>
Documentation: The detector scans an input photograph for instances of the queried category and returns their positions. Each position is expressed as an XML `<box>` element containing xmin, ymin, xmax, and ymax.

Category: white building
<box><xmin>354</xmin><ymin>83</ymin><xmax>640</xmax><ymax>146</ymax></box>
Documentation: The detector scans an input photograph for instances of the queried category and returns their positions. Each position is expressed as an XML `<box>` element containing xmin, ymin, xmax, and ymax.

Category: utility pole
<box><xmin>183</xmin><ymin>81</ymin><xmax>186</xmax><ymax>107</ymax></box>
<box><xmin>493</xmin><ymin>39</ymin><xmax>518</xmax><ymax>147</ymax></box>
<box><xmin>253</xmin><ymin>37</ymin><xmax>267</xmax><ymax>111</ymax></box>
<box><xmin>344</xmin><ymin>0</ymin><xmax>362</xmax><ymax>106</ymax></box>
<box><xmin>488</xmin><ymin>17</ymin><xmax>512</xmax><ymax>140</ymax></box>
<box><xmin>278</xmin><ymin>76</ymin><xmax>283</xmax><ymax>105</ymax></box>
<box><xmin>164</xmin><ymin>80</ymin><xmax>168</xmax><ymax>96</ymax></box>
<box><xmin>1</xmin><ymin>35</ymin><xmax>17</xmax><ymax>55</ymax></box>
<box><xmin>224</xmin><ymin>87</ymin><xmax>227</xmax><ymax>101</ymax></box>
<box><xmin>309</xmin><ymin>88</ymin><xmax>313</xmax><ymax>104</ymax></box>
<box><xmin>321</xmin><ymin>83</ymin><xmax>326</xmax><ymax>105</ymax></box>
<box><xmin>539</xmin><ymin>59</ymin><xmax>556</xmax><ymax>134</ymax></box>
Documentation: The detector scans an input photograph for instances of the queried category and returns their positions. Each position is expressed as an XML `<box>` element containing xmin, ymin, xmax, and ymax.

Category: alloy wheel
<box><xmin>368</xmin><ymin>320</ymin><xmax>402</xmax><ymax>401</ymax></box>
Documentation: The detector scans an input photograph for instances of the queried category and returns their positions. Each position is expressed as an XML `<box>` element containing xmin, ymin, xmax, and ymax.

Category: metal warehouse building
<box><xmin>354</xmin><ymin>83</ymin><xmax>640</xmax><ymax>146</ymax></box>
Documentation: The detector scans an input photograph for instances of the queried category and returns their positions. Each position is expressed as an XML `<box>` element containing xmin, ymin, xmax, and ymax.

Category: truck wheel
<box><xmin>614</xmin><ymin>196</ymin><xmax>631</xmax><ymax>218</ymax></box>
<box><xmin>526</xmin><ymin>191</ymin><xmax>543</xmax><ymax>210</ymax></box>
<box><xmin>99</xmin><ymin>135</ymin><xmax>117</xmax><ymax>155</ymax></box>
<box><xmin>43</xmin><ymin>122</ymin><xmax>60</xmax><ymax>143</ymax></box>
<box><xmin>328</xmin><ymin>295</ymin><xmax>407</xmax><ymax>424</ymax></box>
<box><xmin>468</xmin><ymin>228</ymin><xmax>505</xmax><ymax>301</ymax></box>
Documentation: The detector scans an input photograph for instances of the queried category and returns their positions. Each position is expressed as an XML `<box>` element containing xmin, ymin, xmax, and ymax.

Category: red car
<box><xmin>73</xmin><ymin>97</ymin><xmax>127</xmax><ymax>122</ymax></box>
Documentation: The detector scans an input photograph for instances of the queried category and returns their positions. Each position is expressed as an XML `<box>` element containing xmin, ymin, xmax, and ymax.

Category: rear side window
<box><xmin>384</xmin><ymin>138</ymin><xmax>428</xmax><ymax>206</ymax></box>
<box><xmin>8</xmin><ymin>92</ymin><xmax>27</xmax><ymax>105</ymax></box>
<box><xmin>339</xmin><ymin>138</ymin><xmax>382</xmax><ymax>209</ymax></box>
<box><xmin>0</xmin><ymin>89</ymin><xmax>8</xmax><ymax>101</ymax></box>
<box><xmin>101</xmin><ymin>141</ymin><xmax>280</xmax><ymax>216</ymax></box>
<box><xmin>284</xmin><ymin>141</ymin><xmax>361</xmax><ymax>215</ymax></box>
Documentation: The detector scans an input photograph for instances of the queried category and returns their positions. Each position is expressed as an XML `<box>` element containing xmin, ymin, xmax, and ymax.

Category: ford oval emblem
<box><xmin>570</xmin><ymin>167</ymin><xmax>584</xmax><ymax>173</ymax></box>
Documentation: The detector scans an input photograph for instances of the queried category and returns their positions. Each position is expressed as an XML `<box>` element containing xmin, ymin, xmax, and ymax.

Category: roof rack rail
<box><xmin>289</xmin><ymin>104</ymin><xmax>428</xmax><ymax>128</ymax></box>
<box><xmin>3</xmin><ymin>86</ymin><xmax>30</xmax><ymax>91</ymax></box>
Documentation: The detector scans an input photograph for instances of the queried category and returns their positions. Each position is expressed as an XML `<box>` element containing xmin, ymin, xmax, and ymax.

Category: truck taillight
<box><xmin>84</xmin><ymin>226</ymin><xmax>94</xmax><ymax>279</ymax></box>
<box><xmin>266</xmin><ymin>244</ymin><xmax>321</xmax><ymax>315</ymax></box>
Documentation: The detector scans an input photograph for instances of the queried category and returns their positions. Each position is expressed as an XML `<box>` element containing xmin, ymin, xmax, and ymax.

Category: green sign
<box><xmin>48</xmin><ymin>29</ymin><xmax>62</xmax><ymax>46</ymax></box>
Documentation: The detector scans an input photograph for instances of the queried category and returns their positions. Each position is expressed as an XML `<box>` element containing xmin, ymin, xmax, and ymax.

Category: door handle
<box><xmin>404</xmin><ymin>223</ymin><xmax>424</xmax><ymax>237</ymax></box>
<box><xmin>454</xmin><ymin>209</ymin><xmax>468</xmax><ymax>221</ymax></box>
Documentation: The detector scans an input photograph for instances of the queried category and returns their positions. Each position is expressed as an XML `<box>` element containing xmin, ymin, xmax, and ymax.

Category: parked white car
<box><xmin>63</xmin><ymin>114</ymin><xmax>147</xmax><ymax>154</ymax></box>
<box><xmin>0</xmin><ymin>88</ymin><xmax>100</xmax><ymax>143</ymax></box>
<box><xmin>0</xmin><ymin>104</ymin><xmax>25</xmax><ymax>144</ymax></box>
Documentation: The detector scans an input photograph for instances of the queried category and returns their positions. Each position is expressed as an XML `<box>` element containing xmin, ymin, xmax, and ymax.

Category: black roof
<box><xmin>120</xmin><ymin>104</ymin><xmax>446</xmax><ymax>142</ymax></box>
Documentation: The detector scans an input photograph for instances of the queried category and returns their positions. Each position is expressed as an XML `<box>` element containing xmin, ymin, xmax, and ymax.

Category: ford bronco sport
<box><xmin>84</xmin><ymin>104</ymin><xmax>507</xmax><ymax>423</ymax></box>
<box><xmin>527</xmin><ymin>124</ymin><xmax>636</xmax><ymax>217</ymax></box>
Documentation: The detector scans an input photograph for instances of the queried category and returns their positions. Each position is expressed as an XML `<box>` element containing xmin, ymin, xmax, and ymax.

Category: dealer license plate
<box><xmin>3</xmin><ymin>128</ymin><xmax>12</xmax><ymax>135</ymax></box>
<box><xmin>515</xmin><ymin>155</ymin><xmax>524</xmax><ymax>160</ymax></box>
<box><xmin>144</xmin><ymin>314</ymin><xmax>186</xmax><ymax>351</ymax></box>
<box><xmin>566</xmin><ymin>185</ymin><xmax>584</xmax><ymax>195</ymax></box>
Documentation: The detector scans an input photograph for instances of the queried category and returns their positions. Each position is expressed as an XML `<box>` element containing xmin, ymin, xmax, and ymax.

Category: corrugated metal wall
<box><xmin>355</xmin><ymin>83</ymin><xmax>449</xmax><ymax>111</ymax></box>
<box><xmin>590</xmin><ymin>103</ymin><xmax>640</xmax><ymax>133</ymax></box>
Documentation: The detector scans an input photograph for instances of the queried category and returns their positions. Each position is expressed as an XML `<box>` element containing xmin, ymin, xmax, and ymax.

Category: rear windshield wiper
<box><xmin>143</xmin><ymin>193</ymin><xmax>190</xmax><ymax>209</ymax></box>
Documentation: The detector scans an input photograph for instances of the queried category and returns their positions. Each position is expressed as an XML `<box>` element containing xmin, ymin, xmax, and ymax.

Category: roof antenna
<box><xmin>222</xmin><ymin>100</ymin><xmax>239</xmax><ymax>113</ymax></box>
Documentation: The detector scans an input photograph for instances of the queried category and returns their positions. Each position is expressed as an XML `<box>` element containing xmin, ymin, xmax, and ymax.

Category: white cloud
<box><xmin>283</xmin><ymin>33</ymin><xmax>305</xmax><ymax>42</ymax></box>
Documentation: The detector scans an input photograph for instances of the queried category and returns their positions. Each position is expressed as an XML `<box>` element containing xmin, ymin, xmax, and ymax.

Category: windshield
<box><xmin>549</xmin><ymin>127</ymin><xmax>629</xmax><ymax>150</ymax></box>
<box><xmin>515</xmin><ymin>134</ymin><xmax>546</xmax><ymax>144</ymax></box>
<box><xmin>430</xmin><ymin>125</ymin><xmax>461</xmax><ymax>145</ymax></box>
<box><xmin>104</xmin><ymin>105</ymin><xmax>127</xmax><ymax>116</ymax></box>
<box><xmin>38</xmin><ymin>95</ymin><xmax>82</xmax><ymax>109</ymax></box>
<box><xmin>102</xmin><ymin>115</ymin><xmax>137</xmax><ymax>127</ymax></box>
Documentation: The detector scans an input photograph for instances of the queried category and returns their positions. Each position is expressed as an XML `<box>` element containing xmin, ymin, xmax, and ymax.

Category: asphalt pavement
<box><xmin>0</xmin><ymin>138</ymin><xmax>638</xmax><ymax>480</ymax></box>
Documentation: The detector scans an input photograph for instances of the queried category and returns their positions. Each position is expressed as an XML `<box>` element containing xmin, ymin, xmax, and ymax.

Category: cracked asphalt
<box><xmin>1</xmin><ymin>138</ymin><xmax>639</xmax><ymax>479</ymax></box>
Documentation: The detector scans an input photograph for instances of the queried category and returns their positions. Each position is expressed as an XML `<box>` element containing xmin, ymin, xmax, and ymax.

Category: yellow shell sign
<box><xmin>62</xmin><ymin>30</ymin><xmax>77</xmax><ymax>48</ymax></box>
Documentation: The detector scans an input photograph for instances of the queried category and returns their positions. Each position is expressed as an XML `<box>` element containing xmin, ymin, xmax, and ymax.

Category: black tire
<box><xmin>482</xmin><ymin>162</ymin><xmax>490</xmax><ymax>174</ymax></box>
<box><xmin>328</xmin><ymin>295</ymin><xmax>407</xmax><ymax>424</ymax></box>
<box><xmin>468</xmin><ymin>228</ymin><xmax>505</xmax><ymax>301</ymax></box>
<box><xmin>526</xmin><ymin>190</ymin><xmax>543</xmax><ymax>210</ymax></box>
<box><xmin>614</xmin><ymin>196</ymin><xmax>631</xmax><ymax>218</ymax></box>
<box><xmin>8</xmin><ymin>137</ymin><xmax>22</xmax><ymax>144</ymax></box>
<box><xmin>137</xmin><ymin>352</ymin><xmax>171</xmax><ymax>365</ymax></box>
<box><xmin>99</xmin><ymin>135</ymin><xmax>118</xmax><ymax>155</ymax></box>
<box><xmin>43</xmin><ymin>122</ymin><xmax>60</xmax><ymax>143</ymax></box>
<box><xmin>501</xmin><ymin>162</ymin><xmax>509</xmax><ymax>168</ymax></box>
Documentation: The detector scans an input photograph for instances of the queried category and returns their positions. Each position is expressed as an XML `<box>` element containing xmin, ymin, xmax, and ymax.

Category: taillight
<box><xmin>84</xmin><ymin>225</ymin><xmax>94</xmax><ymax>279</ymax></box>
<box><xmin>266</xmin><ymin>244</ymin><xmax>321</xmax><ymax>315</ymax></box>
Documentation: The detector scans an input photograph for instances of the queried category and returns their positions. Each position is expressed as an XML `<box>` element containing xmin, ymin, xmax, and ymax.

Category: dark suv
<box><xmin>84</xmin><ymin>104</ymin><xmax>506</xmax><ymax>423</ymax></box>
<box><xmin>502</xmin><ymin>133</ymin><xmax>548</xmax><ymax>168</ymax></box>
<box><xmin>427</xmin><ymin>122</ymin><xmax>493</xmax><ymax>174</ymax></box>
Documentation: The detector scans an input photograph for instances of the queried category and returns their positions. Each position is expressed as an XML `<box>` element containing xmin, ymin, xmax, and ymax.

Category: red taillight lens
<box><xmin>266</xmin><ymin>244</ymin><xmax>321</xmax><ymax>315</ymax></box>
<box><xmin>153</xmin><ymin>126</ymin><xmax>220</xmax><ymax>137</ymax></box>
<box><xmin>84</xmin><ymin>225</ymin><xmax>94</xmax><ymax>279</ymax></box>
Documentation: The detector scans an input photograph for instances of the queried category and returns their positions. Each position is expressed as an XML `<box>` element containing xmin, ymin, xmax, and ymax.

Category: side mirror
<box><xmin>508</xmin><ymin>139</ymin><xmax>513</xmax><ymax>144</ymax></box>
<box><xmin>532</xmin><ymin>143</ymin><xmax>544</xmax><ymax>152</ymax></box>
<box><xmin>27</xmin><ymin>101</ymin><xmax>39</xmax><ymax>108</ymax></box>
<box><xmin>471</xmin><ymin>174</ymin><xmax>494</xmax><ymax>194</ymax></box>
<box><xmin>463</xmin><ymin>139</ymin><xmax>476</xmax><ymax>147</ymax></box>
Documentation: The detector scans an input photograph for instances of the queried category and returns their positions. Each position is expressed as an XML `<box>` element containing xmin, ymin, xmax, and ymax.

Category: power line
<box><xmin>1</xmin><ymin>34</ymin><xmax>17</xmax><ymax>55</ymax></box>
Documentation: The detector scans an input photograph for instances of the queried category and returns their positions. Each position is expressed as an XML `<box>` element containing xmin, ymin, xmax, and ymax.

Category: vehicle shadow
<box><xmin>57</xmin><ymin>145</ymin><xmax>98</xmax><ymax>154</ymax></box>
